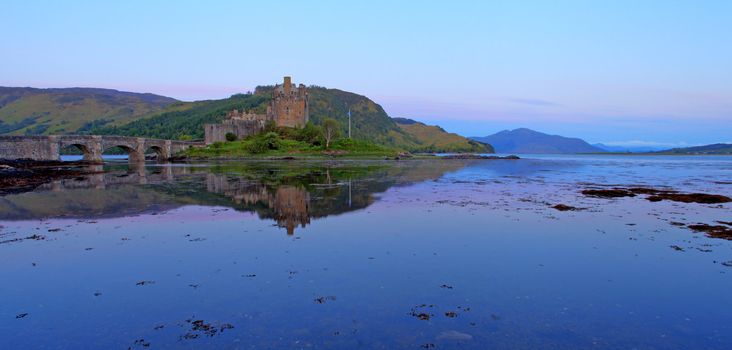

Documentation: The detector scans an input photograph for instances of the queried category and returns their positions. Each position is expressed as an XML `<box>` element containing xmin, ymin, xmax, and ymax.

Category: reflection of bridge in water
<box><xmin>37</xmin><ymin>164</ymin><xmax>194</xmax><ymax>191</ymax></box>
<box><xmin>0</xmin><ymin>135</ymin><xmax>200</xmax><ymax>162</ymax></box>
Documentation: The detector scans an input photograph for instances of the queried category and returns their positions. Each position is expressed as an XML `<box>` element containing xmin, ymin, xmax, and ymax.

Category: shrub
<box><xmin>247</xmin><ymin>132</ymin><xmax>280</xmax><ymax>154</ymax></box>
<box><xmin>247</xmin><ymin>139</ymin><xmax>267</xmax><ymax>154</ymax></box>
<box><xmin>297</xmin><ymin>122</ymin><xmax>324</xmax><ymax>146</ymax></box>
<box><xmin>225</xmin><ymin>132</ymin><xmax>238</xmax><ymax>142</ymax></box>
<box><xmin>262</xmin><ymin>132</ymin><xmax>280</xmax><ymax>149</ymax></box>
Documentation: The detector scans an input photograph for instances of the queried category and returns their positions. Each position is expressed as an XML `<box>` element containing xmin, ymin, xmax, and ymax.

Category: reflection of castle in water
<box><xmin>1</xmin><ymin>160</ymin><xmax>472</xmax><ymax>232</ymax></box>
<box><xmin>206</xmin><ymin>174</ymin><xmax>310</xmax><ymax>234</ymax></box>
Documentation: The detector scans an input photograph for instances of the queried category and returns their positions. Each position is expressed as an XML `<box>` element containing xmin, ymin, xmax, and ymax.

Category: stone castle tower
<box><xmin>266</xmin><ymin>76</ymin><xmax>309</xmax><ymax>128</ymax></box>
<box><xmin>204</xmin><ymin>76</ymin><xmax>309</xmax><ymax>144</ymax></box>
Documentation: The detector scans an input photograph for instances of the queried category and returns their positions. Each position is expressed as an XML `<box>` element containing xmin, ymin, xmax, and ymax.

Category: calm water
<box><xmin>1</xmin><ymin>155</ymin><xmax>731</xmax><ymax>349</ymax></box>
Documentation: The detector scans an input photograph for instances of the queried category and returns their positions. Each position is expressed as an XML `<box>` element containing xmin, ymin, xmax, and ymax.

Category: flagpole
<box><xmin>348</xmin><ymin>107</ymin><xmax>351</xmax><ymax>139</ymax></box>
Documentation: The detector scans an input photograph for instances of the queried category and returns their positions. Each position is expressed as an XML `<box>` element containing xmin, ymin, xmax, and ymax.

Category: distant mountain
<box><xmin>0</xmin><ymin>87</ymin><xmax>177</xmax><ymax>135</ymax></box>
<box><xmin>471</xmin><ymin>128</ymin><xmax>604</xmax><ymax>154</ymax></box>
<box><xmin>592</xmin><ymin>143</ymin><xmax>670</xmax><ymax>153</ymax></box>
<box><xmin>650</xmin><ymin>143</ymin><xmax>732</xmax><ymax>155</ymax></box>
<box><xmin>392</xmin><ymin>118</ymin><xmax>493</xmax><ymax>153</ymax></box>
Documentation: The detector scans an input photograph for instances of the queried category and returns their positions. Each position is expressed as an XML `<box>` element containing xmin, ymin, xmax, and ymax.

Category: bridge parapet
<box><xmin>0</xmin><ymin>135</ymin><xmax>200</xmax><ymax>163</ymax></box>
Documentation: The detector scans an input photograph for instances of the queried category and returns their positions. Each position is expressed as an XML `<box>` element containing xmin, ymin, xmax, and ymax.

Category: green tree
<box><xmin>225</xmin><ymin>132</ymin><xmax>237</xmax><ymax>142</ymax></box>
<box><xmin>322</xmin><ymin>118</ymin><xmax>341</xmax><ymax>149</ymax></box>
<box><xmin>297</xmin><ymin>122</ymin><xmax>324</xmax><ymax>146</ymax></box>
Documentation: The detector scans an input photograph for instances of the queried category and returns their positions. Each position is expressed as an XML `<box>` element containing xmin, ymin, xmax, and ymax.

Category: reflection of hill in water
<box><xmin>0</xmin><ymin>160</ymin><xmax>471</xmax><ymax>233</ymax></box>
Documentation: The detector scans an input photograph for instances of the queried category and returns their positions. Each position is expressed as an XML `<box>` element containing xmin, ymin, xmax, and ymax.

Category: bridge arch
<box><xmin>145</xmin><ymin>146</ymin><xmax>165</xmax><ymax>161</ymax></box>
<box><xmin>102</xmin><ymin>144</ymin><xmax>144</xmax><ymax>162</ymax></box>
<box><xmin>143</xmin><ymin>139</ymin><xmax>171</xmax><ymax>161</ymax></box>
<box><xmin>58</xmin><ymin>137</ymin><xmax>102</xmax><ymax>162</ymax></box>
<box><xmin>61</xmin><ymin>143</ymin><xmax>93</xmax><ymax>161</ymax></box>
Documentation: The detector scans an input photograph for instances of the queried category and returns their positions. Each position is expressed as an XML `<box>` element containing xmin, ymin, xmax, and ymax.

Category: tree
<box><xmin>322</xmin><ymin>118</ymin><xmax>341</xmax><ymax>149</ymax></box>
<box><xmin>225</xmin><ymin>132</ymin><xmax>237</xmax><ymax>142</ymax></box>
<box><xmin>297</xmin><ymin>122</ymin><xmax>323</xmax><ymax>146</ymax></box>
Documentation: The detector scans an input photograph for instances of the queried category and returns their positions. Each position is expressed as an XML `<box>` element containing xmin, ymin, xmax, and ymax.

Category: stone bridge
<box><xmin>0</xmin><ymin>135</ymin><xmax>201</xmax><ymax>162</ymax></box>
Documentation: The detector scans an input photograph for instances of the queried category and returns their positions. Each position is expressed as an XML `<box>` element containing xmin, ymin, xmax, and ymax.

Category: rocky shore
<box><xmin>0</xmin><ymin>159</ymin><xmax>104</xmax><ymax>195</ymax></box>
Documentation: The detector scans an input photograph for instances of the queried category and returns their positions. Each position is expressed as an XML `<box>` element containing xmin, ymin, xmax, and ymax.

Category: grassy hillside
<box><xmin>256</xmin><ymin>85</ymin><xmax>407</xmax><ymax>146</ymax></box>
<box><xmin>92</xmin><ymin>93</ymin><xmax>269</xmax><ymax>140</ymax></box>
<box><xmin>93</xmin><ymin>86</ymin><xmax>490</xmax><ymax>152</ymax></box>
<box><xmin>2</xmin><ymin>84</ymin><xmax>492</xmax><ymax>153</ymax></box>
<box><xmin>0</xmin><ymin>87</ymin><xmax>177</xmax><ymax>135</ymax></box>
<box><xmin>393</xmin><ymin>118</ymin><xmax>493</xmax><ymax>153</ymax></box>
<box><xmin>651</xmin><ymin>143</ymin><xmax>732</xmax><ymax>155</ymax></box>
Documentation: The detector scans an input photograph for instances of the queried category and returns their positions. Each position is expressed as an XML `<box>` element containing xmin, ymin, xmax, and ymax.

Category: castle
<box><xmin>204</xmin><ymin>76</ymin><xmax>309</xmax><ymax>144</ymax></box>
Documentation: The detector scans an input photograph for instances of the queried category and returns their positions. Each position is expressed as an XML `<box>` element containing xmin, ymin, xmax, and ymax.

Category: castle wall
<box><xmin>204</xmin><ymin>119</ymin><xmax>265</xmax><ymax>144</ymax></box>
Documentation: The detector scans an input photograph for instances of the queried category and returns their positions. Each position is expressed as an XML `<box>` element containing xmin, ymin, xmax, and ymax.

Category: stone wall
<box><xmin>0</xmin><ymin>136</ymin><xmax>58</xmax><ymax>160</ymax></box>
<box><xmin>204</xmin><ymin>119</ymin><xmax>266</xmax><ymax>144</ymax></box>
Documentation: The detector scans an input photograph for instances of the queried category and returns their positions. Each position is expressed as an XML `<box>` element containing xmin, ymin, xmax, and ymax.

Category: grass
<box><xmin>183</xmin><ymin>136</ymin><xmax>401</xmax><ymax>159</ymax></box>
<box><xmin>395</xmin><ymin>121</ymin><xmax>493</xmax><ymax>153</ymax></box>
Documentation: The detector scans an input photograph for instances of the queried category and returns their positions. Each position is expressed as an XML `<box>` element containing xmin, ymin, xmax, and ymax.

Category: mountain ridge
<box><xmin>392</xmin><ymin>117</ymin><xmax>493</xmax><ymax>153</ymax></box>
<box><xmin>0</xmin><ymin>86</ymin><xmax>178</xmax><ymax>135</ymax></box>
<box><xmin>471</xmin><ymin>128</ymin><xmax>604</xmax><ymax>154</ymax></box>
<box><xmin>592</xmin><ymin>143</ymin><xmax>669</xmax><ymax>153</ymax></box>
<box><xmin>650</xmin><ymin>143</ymin><xmax>732</xmax><ymax>155</ymax></box>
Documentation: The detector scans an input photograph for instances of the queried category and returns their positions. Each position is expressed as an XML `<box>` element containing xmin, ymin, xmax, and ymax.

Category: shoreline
<box><xmin>0</xmin><ymin>159</ymin><xmax>104</xmax><ymax>195</ymax></box>
<box><xmin>176</xmin><ymin>153</ymin><xmax>521</xmax><ymax>161</ymax></box>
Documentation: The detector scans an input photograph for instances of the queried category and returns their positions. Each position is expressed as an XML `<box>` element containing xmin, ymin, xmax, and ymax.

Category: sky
<box><xmin>1</xmin><ymin>0</ymin><xmax>730</xmax><ymax>147</ymax></box>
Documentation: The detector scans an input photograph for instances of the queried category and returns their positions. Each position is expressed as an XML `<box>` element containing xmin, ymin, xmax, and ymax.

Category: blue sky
<box><xmin>2</xmin><ymin>0</ymin><xmax>730</xmax><ymax>146</ymax></box>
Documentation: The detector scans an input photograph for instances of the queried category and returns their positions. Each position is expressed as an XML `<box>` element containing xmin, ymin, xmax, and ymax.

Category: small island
<box><xmin>180</xmin><ymin>77</ymin><xmax>499</xmax><ymax>160</ymax></box>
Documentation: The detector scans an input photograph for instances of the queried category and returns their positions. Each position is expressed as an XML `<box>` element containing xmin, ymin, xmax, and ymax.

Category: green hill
<box><xmin>1</xmin><ymin>84</ymin><xmax>492</xmax><ymax>153</ymax></box>
<box><xmin>393</xmin><ymin>118</ymin><xmax>493</xmax><ymax>153</ymax></box>
<box><xmin>0</xmin><ymin>87</ymin><xmax>177</xmax><ymax>135</ymax></box>
<box><xmin>92</xmin><ymin>93</ymin><xmax>269</xmax><ymax>140</ymax></box>
<box><xmin>92</xmin><ymin>86</ymin><xmax>490</xmax><ymax>152</ymax></box>
<box><xmin>651</xmin><ymin>143</ymin><xmax>732</xmax><ymax>155</ymax></box>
